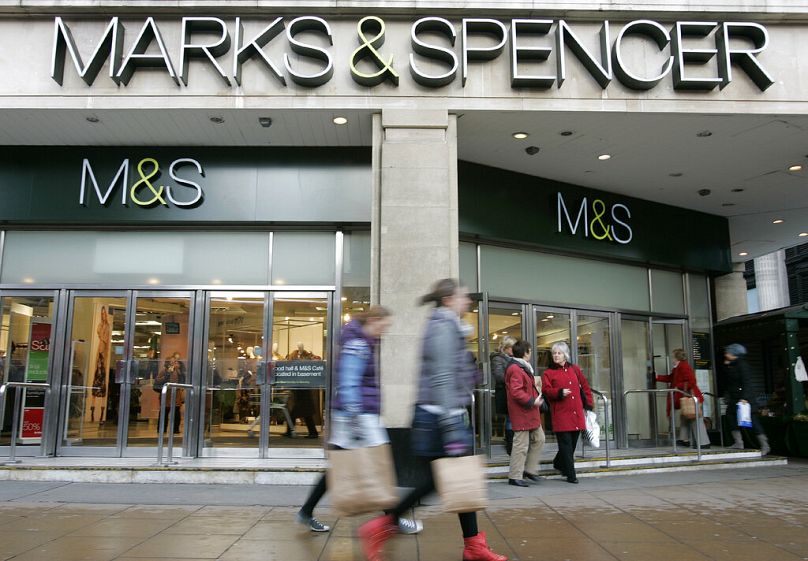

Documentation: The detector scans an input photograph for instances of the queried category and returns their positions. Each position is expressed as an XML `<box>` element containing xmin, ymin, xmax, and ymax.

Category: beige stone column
<box><xmin>371</xmin><ymin>109</ymin><xmax>458</xmax><ymax>428</ymax></box>
<box><xmin>714</xmin><ymin>263</ymin><xmax>749</xmax><ymax>322</ymax></box>
<box><xmin>754</xmin><ymin>249</ymin><xmax>790</xmax><ymax>311</ymax></box>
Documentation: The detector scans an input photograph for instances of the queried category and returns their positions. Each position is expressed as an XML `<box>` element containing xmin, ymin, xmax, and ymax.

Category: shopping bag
<box><xmin>583</xmin><ymin>410</ymin><xmax>600</xmax><ymax>448</ymax></box>
<box><xmin>737</xmin><ymin>401</ymin><xmax>753</xmax><ymax>428</ymax></box>
<box><xmin>680</xmin><ymin>397</ymin><xmax>698</xmax><ymax>420</ymax></box>
<box><xmin>431</xmin><ymin>454</ymin><xmax>488</xmax><ymax>513</ymax></box>
<box><xmin>326</xmin><ymin>444</ymin><xmax>398</xmax><ymax>516</ymax></box>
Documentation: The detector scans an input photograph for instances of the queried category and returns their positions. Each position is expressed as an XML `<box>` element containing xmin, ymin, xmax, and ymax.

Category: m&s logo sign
<box><xmin>79</xmin><ymin>157</ymin><xmax>205</xmax><ymax>208</ymax></box>
<box><xmin>557</xmin><ymin>192</ymin><xmax>633</xmax><ymax>245</ymax></box>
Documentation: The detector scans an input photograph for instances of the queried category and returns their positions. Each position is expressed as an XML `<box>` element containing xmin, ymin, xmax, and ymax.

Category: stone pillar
<box><xmin>714</xmin><ymin>263</ymin><xmax>749</xmax><ymax>322</ymax></box>
<box><xmin>371</xmin><ymin>109</ymin><xmax>458</xmax><ymax>428</ymax></box>
<box><xmin>754</xmin><ymin>249</ymin><xmax>790</xmax><ymax>311</ymax></box>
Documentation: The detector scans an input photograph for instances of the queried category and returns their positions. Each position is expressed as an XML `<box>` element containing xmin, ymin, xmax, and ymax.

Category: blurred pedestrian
<box><xmin>656</xmin><ymin>348</ymin><xmax>709</xmax><ymax>449</ymax></box>
<box><xmin>491</xmin><ymin>337</ymin><xmax>516</xmax><ymax>455</ymax></box>
<box><xmin>542</xmin><ymin>341</ymin><xmax>593</xmax><ymax>484</ymax></box>
<box><xmin>505</xmin><ymin>340</ymin><xmax>545</xmax><ymax>487</ymax></box>
<box><xmin>723</xmin><ymin>343</ymin><xmax>769</xmax><ymax>455</ymax></box>
<box><xmin>357</xmin><ymin>279</ymin><xmax>507</xmax><ymax>561</ymax></box>
<box><xmin>295</xmin><ymin>306</ymin><xmax>422</xmax><ymax>534</ymax></box>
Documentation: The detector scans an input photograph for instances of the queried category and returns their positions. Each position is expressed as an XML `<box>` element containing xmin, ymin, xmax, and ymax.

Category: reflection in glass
<box><xmin>204</xmin><ymin>294</ymin><xmax>265</xmax><ymax>450</ymax></box>
<box><xmin>652</xmin><ymin>322</ymin><xmax>685</xmax><ymax>440</ymax></box>
<box><xmin>621</xmin><ymin>319</ymin><xmax>653</xmax><ymax>441</ymax></box>
<box><xmin>271</xmin><ymin>294</ymin><xmax>328</xmax><ymax>449</ymax></box>
<box><xmin>534</xmin><ymin>311</ymin><xmax>571</xmax><ymax>371</ymax></box>
<box><xmin>0</xmin><ymin>296</ymin><xmax>54</xmax><ymax>447</ymax></box>
<box><xmin>63</xmin><ymin>297</ymin><xmax>127</xmax><ymax>448</ymax></box>
<box><xmin>127</xmin><ymin>298</ymin><xmax>192</xmax><ymax>447</ymax></box>
<box><xmin>577</xmin><ymin>314</ymin><xmax>613</xmax><ymax>441</ymax></box>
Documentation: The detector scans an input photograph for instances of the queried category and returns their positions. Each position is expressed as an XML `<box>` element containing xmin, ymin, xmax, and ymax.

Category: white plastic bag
<box><xmin>737</xmin><ymin>401</ymin><xmax>753</xmax><ymax>428</ymax></box>
<box><xmin>583</xmin><ymin>410</ymin><xmax>600</xmax><ymax>448</ymax></box>
<box><xmin>795</xmin><ymin>356</ymin><xmax>807</xmax><ymax>382</ymax></box>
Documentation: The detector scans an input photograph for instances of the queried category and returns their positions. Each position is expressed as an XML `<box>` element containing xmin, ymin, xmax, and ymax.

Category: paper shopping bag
<box><xmin>431</xmin><ymin>454</ymin><xmax>488</xmax><ymax>513</ymax></box>
<box><xmin>327</xmin><ymin>444</ymin><xmax>398</xmax><ymax>516</ymax></box>
<box><xmin>680</xmin><ymin>397</ymin><xmax>699</xmax><ymax>420</ymax></box>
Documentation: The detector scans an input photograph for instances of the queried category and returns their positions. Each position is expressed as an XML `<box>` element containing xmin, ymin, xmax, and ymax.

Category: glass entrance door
<box><xmin>0</xmin><ymin>292</ymin><xmax>58</xmax><ymax>456</ymax></box>
<box><xmin>485</xmin><ymin>303</ymin><xmax>524</xmax><ymax>457</ymax></box>
<box><xmin>58</xmin><ymin>292</ymin><xmax>194</xmax><ymax>457</ymax></box>
<box><xmin>651</xmin><ymin>319</ymin><xmax>687</xmax><ymax>443</ymax></box>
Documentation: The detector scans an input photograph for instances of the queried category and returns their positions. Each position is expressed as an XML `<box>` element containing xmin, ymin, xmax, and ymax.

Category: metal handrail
<box><xmin>0</xmin><ymin>382</ymin><xmax>51</xmax><ymax>464</ymax></box>
<box><xmin>623</xmin><ymin>388</ymin><xmax>703</xmax><ymax>461</ymax></box>
<box><xmin>702</xmin><ymin>392</ymin><xmax>724</xmax><ymax>448</ymax></box>
<box><xmin>580</xmin><ymin>389</ymin><xmax>611</xmax><ymax>468</ymax></box>
<box><xmin>157</xmin><ymin>382</ymin><xmax>193</xmax><ymax>466</ymax></box>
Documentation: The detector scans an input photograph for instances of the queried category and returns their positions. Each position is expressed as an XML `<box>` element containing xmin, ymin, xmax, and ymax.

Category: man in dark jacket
<box><xmin>490</xmin><ymin>337</ymin><xmax>516</xmax><ymax>454</ymax></box>
<box><xmin>723</xmin><ymin>343</ymin><xmax>769</xmax><ymax>455</ymax></box>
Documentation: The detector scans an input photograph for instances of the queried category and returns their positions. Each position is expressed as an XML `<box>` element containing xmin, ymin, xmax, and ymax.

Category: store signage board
<box><xmin>271</xmin><ymin>361</ymin><xmax>327</xmax><ymax>388</ymax></box>
<box><xmin>51</xmin><ymin>16</ymin><xmax>773</xmax><ymax>92</ymax></box>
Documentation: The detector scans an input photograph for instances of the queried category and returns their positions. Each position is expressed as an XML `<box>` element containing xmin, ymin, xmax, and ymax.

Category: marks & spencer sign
<box><xmin>51</xmin><ymin>16</ymin><xmax>773</xmax><ymax>92</ymax></box>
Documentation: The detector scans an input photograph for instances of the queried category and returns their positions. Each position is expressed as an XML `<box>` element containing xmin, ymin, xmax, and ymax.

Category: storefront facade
<box><xmin>0</xmin><ymin>1</ymin><xmax>805</xmax><ymax>461</ymax></box>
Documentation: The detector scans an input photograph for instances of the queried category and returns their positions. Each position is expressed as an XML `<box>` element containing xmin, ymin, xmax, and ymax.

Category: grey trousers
<box><xmin>678</xmin><ymin>411</ymin><xmax>710</xmax><ymax>445</ymax></box>
<box><xmin>509</xmin><ymin>427</ymin><xmax>545</xmax><ymax>480</ymax></box>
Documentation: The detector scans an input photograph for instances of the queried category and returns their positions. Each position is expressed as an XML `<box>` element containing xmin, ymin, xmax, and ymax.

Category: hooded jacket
<box><xmin>331</xmin><ymin>319</ymin><xmax>381</xmax><ymax>414</ymax></box>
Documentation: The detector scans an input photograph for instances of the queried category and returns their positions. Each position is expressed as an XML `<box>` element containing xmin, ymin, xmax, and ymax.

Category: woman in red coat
<box><xmin>505</xmin><ymin>340</ymin><xmax>545</xmax><ymax>487</ymax></box>
<box><xmin>542</xmin><ymin>341</ymin><xmax>593</xmax><ymax>484</ymax></box>
<box><xmin>656</xmin><ymin>348</ymin><xmax>709</xmax><ymax>448</ymax></box>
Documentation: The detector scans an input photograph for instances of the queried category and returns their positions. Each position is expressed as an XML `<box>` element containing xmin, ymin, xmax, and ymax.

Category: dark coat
<box><xmin>724</xmin><ymin>357</ymin><xmax>756</xmax><ymax>410</ymax></box>
<box><xmin>542</xmin><ymin>362</ymin><xmax>593</xmax><ymax>433</ymax></box>
<box><xmin>505</xmin><ymin>362</ymin><xmax>541</xmax><ymax>431</ymax></box>
<box><xmin>656</xmin><ymin>361</ymin><xmax>703</xmax><ymax>416</ymax></box>
<box><xmin>491</xmin><ymin>352</ymin><xmax>511</xmax><ymax>415</ymax></box>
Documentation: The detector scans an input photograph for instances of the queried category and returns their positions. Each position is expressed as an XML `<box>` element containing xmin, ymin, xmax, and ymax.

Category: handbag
<box><xmin>431</xmin><ymin>454</ymin><xmax>488</xmax><ymax>513</ymax></box>
<box><xmin>327</xmin><ymin>444</ymin><xmax>398</xmax><ymax>516</ymax></box>
<box><xmin>680</xmin><ymin>397</ymin><xmax>699</xmax><ymax>420</ymax></box>
<box><xmin>737</xmin><ymin>401</ymin><xmax>753</xmax><ymax>428</ymax></box>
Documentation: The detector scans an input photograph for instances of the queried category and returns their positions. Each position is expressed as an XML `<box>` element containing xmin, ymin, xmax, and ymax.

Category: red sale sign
<box><xmin>21</xmin><ymin>408</ymin><xmax>44</xmax><ymax>439</ymax></box>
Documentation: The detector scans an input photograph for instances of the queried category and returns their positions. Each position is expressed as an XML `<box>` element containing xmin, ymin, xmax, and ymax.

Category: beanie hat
<box><xmin>725</xmin><ymin>343</ymin><xmax>747</xmax><ymax>357</ymax></box>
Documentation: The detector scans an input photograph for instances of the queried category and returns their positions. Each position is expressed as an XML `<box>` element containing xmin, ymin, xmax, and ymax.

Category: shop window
<box><xmin>650</xmin><ymin>269</ymin><xmax>685</xmax><ymax>315</ymax></box>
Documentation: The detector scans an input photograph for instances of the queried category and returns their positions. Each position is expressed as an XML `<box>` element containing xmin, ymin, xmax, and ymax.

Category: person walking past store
<box><xmin>295</xmin><ymin>306</ymin><xmax>422</xmax><ymax>535</ymax></box>
<box><xmin>542</xmin><ymin>341</ymin><xmax>593</xmax><ymax>484</ymax></box>
<box><xmin>491</xmin><ymin>337</ymin><xmax>517</xmax><ymax>455</ymax></box>
<box><xmin>505</xmin><ymin>340</ymin><xmax>545</xmax><ymax>487</ymax></box>
<box><xmin>357</xmin><ymin>279</ymin><xmax>507</xmax><ymax>561</ymax></box>
<box><xmin>656</xmin><ymin>348</ymin><xmax>710</xmax><ymax>449</ymax></box>
<box><xmin>723</xmin><ymin>343</ymin><xmax>770</xmax><ymax>455</ymax></box>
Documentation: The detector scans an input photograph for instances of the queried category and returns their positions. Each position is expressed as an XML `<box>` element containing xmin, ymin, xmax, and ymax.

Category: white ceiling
<box><xmin>1</xmin><ymin>107</ymin><xmax>806</xmax><ymax>263</ymax></box>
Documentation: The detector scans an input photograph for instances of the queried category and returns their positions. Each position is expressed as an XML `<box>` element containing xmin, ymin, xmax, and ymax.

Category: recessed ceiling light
<box><xmin>739</xmin><ymin>252</ymin><xmax>748</xmax><ymax>256</ymax></box>
<box><xmin>800</xmin><ymin>232</ymin><xmax>808</xmax><ymax>237</ymax></box>
<box><xmin>333</xmin><ymin>116</ymin><xmax>348</xmax><ymax>125</ymax></box>
<box><xmin>772</xmin><ymin>218</ymin><xmax>785</xmax><ymax>224</ymax></box>
<box><xmin>209</xmin><ymin>116</ymin><xmax>225</xmax><ymax>124</ymax></box>
<box><xmin>559</xmin><ymin>131</ymin><xmax>574</xmax><ymax>136</ymax></box>
<box><xmin>669</xmin><ymin>172</ymin><xmax>683</xmax><ymax>177</ymax></box>
<box><xmin>512</xmin><ymin>132</ymin><xmax>529</xmax><ymax>140</ymax></box>
<box><xmin>22</xmin><ymin>277</ymin><xmax>35</xmax><ymax>284</ymax></box>
<box><xmin>722</xmin><ymin>203</ymin><xmax>735</xmax><ymax>207</ymax></box>
<box><xmin>147</xmin><ymin>278</ymin><xmax>160</xmax><ymax>285</ymax></box>
<box><xmin>258</xmin><ymin>117</ymin><xmax>272</xmax><ymax>128</ymax></box>
<box><xmin>598</xmin><ymin>154</ymin><xmax>611</xmax><ymax>160</ymax></box>
<box><xmin>511</xmin><ymin>312</ymin><xmax>519</xmax><ymax>316</ymax></box>
<box><xmin>788</xmin><ymin>164</ymin><xmax>802</xmax><ymax>172</ymax></box>
<box><xmin>86</xmin><ymin>115</ymin><xmax>100</xmax><ymax>123</ymax></box>
<box><xmin>696</xmin><ymin>130</ymin><xmax>712</xmax><ymax>137</ymax></box>
<box><xmin>731</xmin><ymin>188</ymin><xmax>744</xmax><ymax>193</ymax></box>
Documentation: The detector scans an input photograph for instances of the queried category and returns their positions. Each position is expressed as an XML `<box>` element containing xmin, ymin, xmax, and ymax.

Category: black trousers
<box><xmin>162</xmin><ymin>408</ymin><xmax>182</xmax><ymax>434</ymax></box>
<box><xmin>554</xmin><ymin>431</ymin><xmax>579</xmax><ymax>479</ymax></box>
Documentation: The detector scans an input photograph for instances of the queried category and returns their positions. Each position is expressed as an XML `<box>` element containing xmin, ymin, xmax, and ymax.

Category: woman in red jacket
<box><xmin>505</xmin><ymin>340</ymin><xmax>545</xmax><ymax>487</ymax></box>
<box><xmin>542</xmin><ymin>341</ymin><xmax>593</xmax><ymax>484</ymax></box>
<box><xmin>656</xmin><ymin>348</ymin><xmax>709</xmax><ymax>448</ymax></box>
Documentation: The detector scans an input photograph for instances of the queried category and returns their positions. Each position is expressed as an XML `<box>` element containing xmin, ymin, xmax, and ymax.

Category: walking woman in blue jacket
<box><xmin>357</xmin><ymin>279</ymin><xmax>507</xmax><ymax>561</ymax></box>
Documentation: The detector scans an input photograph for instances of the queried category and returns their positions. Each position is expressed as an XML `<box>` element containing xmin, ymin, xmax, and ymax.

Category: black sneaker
<box><xmin>397</xmin><ymin>517</ymin><xmax>423</xmax><ymax>534</ymax></box>
<box><xmin>295</xmin><ymin>511</ymin><xmax>331</xmax><ymax>532</ymax></box>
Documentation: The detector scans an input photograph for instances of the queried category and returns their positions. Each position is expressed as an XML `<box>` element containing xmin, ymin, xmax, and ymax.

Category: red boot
<box><xmin>463</xmin><ymin>531</ymin><xmax>508</xmax><ymax>561</ymax></box>
<box><xmin>358</xmin><ymin>514</ymin><xmax>396</xmax><ymax>561</ymax></box>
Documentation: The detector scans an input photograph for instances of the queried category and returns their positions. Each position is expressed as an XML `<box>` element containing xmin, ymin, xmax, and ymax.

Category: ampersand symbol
<box><xmin>590</xmin><ymin>199</ymin><xmax>613</xmax><ymax>241</ymax></box>
<box><xmin>130</xmin><ymin>158</ymin><xmax>167</xmax><ymax>206</ymax></box>
<box><xmin>350</xmin><ymin>16</ymin><xmax>399</xmax><ymax>87</ymax></box>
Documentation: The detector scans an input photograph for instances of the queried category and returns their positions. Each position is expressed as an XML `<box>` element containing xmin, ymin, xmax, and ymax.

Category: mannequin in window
<box><xmin>285</xmin><ymin>342</ymin><xmax>319</xmax><ymax>438</ymax></box>
<box><xmin>155</xmin><ymin>352</ymin><xmax>186</xmax><ymax>434</ymax></box>
<box><xmin>91</xmin><ymin>306</ymin><xmax>111</xmax><ymax>422</ymax></box>
<box><xmin>272</xmin><ymin>343</ymin><xmax>282</xmax><ymax>361</ymax></box>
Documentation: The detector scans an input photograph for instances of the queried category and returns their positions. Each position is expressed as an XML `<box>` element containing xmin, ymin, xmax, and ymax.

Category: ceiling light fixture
<box><xmin>772</xmin><ymin>218</ymin><xmax>785</xmax><ymax>224</ymax></box>
<box><xmin>722</xmin><ymin>203</ymin><xmax>735</xmax><ymax>207</ymax></box>
<box><xmin>85</xmin><ymin>115</ymin><xmax>100</xmax><ymax>123</ymax></box>
<box><xmin>559</xmin><ymin>131</ymin><xmax>574</xmax><ymax>136</ymax></box>
<box><xmin>696</xmin><ymin>130</ymin><xmax>713</xmax><ymax>137</ymax></box>
<box><xmin>669</xmin><ymin>172</ymin><xmax>683</xmax><ymax>177</ymax></box>
<box><xmin>789</xmin><ymin>164</ymin><xmax>803</xmax><ymax>172</ymax></box>
<box><xmin>258</xmin><ymin>117</ymin><xmax>272</xmax><ymax>127</ymax></box>
<box><xmin>800</xmin><ymin>232</ymin><xmax>808</xmax><ymax>237</ymax></box>
<box><xmin>598</xmin><ymin>154</ymin><xmax>611</xmax><ymax>160</ymax></box>
<box><xmin>333</xmin><ymin>116</ymin><xmax>348</xmax><ymax>125</ymax></box>
<box><xmin>739</xmin><ymin>252</ymin><xmax>749</xmax><ymax>256</ymax></box>
<box><xmin>731</xmin><ymin>188</ymin><xmax>744</xmax><ymax>193</ymax></box>
<box><xmin>512</xmin><ymin>132</ymin><xmax>529</xmax><ymax>139</ymax></box>
<box><xmin>525</xmin><ymin>146</ymin><xmax>540</xmax><ymax>155</ymax></box>
<box><xmin>209</xmin><ymin>116</ymin><xmax>225</xmax><ymax>124</ymax></box>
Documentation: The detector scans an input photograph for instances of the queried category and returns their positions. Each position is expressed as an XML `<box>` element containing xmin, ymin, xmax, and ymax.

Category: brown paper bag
<box><xmin>431</xmin><ymin>454</ymin><xmax>488</xmax><ymax>513</ymax></box>
<box><xmin>326</xmin><ymin>444</ymin><xmax>398</xmax><ymax>516</ymax></box>
<box><xmin>680</xmin><ymin>397</ymin><xmax>700</xmax><ymax>420</ymax></box>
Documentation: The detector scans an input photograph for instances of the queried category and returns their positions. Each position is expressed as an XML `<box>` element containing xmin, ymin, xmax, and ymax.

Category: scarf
<box><xmin>513</xmin><ymin>357</ymin><xmax>534</xmax><ymax>375</ymax></box>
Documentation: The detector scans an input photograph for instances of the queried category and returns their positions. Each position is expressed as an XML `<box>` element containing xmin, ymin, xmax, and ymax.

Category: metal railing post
<box><xmin>156</xmin><ymin>382</ymin><xmax>193</xmax><ymax>467</ymax></box>
<box><xmin>0</xmin><ymin>382</ymin><xmax>51</xmax><ymax>465</ymax></box>
<box><xmin>470</xmin><ymin>390</ymin><xmax>477</xmax><ymax>455</ymax></box>
<box><xmin>703</xmin><ymin>392</ymin><xmax>724</xmax><ymax>448</ymax></box>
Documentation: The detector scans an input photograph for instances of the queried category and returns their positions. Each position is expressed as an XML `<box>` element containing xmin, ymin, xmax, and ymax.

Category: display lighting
<box><xmin>788</xmin><ymin>165</ymin><xmax>803</xmax><ymax>172</ymax></box>
<box><xmin>739</xmin><ymin>252</ymin><xmax>749</xmax><ymax>256</ymax></box>
<box><xmin>800</xmin><ymin>233</ymin><xmax>808</xmax><ymax>237</ymax></box>
<box><xmin>598</xmin><ymin>154</ymin><xmax>611</xmax><ymax>160</ymax></box>
<box><xmin>772</xmin><ymin>219</ymin><xmax>785</xmax><ymax>224</ymax></box>
<box><xmin>512</xmin><ymin>132</ymin><xmax>529</xmax><ymax>139</ymax></box>
<box><xmin>333</xmin><ymin>116</ymin><xmax>348</xmax><ymax>125</ymax></box>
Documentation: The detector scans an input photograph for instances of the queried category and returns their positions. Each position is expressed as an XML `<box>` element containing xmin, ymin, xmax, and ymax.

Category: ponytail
<box><xmin>419</xmin><ymin>278</ymin><xmax>460</xmax><ymax>307</ymax></box>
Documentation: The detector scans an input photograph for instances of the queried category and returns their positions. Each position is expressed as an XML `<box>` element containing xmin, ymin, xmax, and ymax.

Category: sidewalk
<box><xmin>0</xmin><ymin>461</ymin><xmax>806</xmax><ymax>560</ymax></box>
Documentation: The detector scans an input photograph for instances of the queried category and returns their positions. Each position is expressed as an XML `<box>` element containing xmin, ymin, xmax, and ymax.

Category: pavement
<box><xmin>0</xmin><ymin>460</ymin><xmax>806</xmax><ymax>560</ymax></box>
